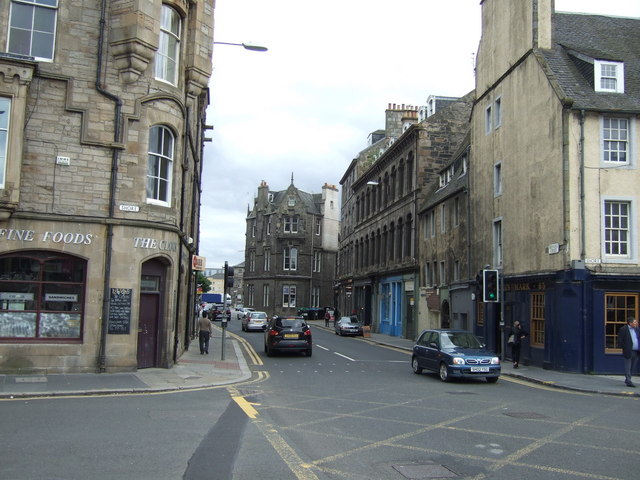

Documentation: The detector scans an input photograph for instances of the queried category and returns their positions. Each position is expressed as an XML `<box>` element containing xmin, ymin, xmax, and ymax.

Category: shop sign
<box><xmin>0</xmin><ymin>228</ymin><xmax>93</xmax><ymax>245</ymax></box>
<box><xmin>0</xmin><ymin>292</ymin><xmax>34</xmax><ymax>301</ymax></box>
<box><xmin>133</xmin><ymin>237</ymin><xmax>178</xmax><ymax>251</ymax></box>
<box><xmin>192</xmin><ymin>255</ymin><xmax>206</xmax><ymax>271</ymax></box>
<box><xmin>44</xmin><ymin>293</ymin><xmax>78</xmax><ymax>302</ymax></box>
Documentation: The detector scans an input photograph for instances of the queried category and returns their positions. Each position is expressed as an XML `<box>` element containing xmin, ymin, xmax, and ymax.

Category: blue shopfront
<box><xmin>493</xmin><ymin>269</ymin><xmax>640</xmax><ymax>374</ymax></box>
<box><xmin>379</xmin><ymin>275</ymin><xmax>403</xmax><ymax>337</ymax></box>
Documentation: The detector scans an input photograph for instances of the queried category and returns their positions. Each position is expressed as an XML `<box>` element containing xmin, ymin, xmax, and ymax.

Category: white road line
<box><xmin>315</xmin><ymin>344</ymin><xmax>329</xmax><ymax>351</ymax></box>
<box><xmin>334</xmin><ymin>352</ymin><xmax>355</xmax><ymax>361</ymax></box>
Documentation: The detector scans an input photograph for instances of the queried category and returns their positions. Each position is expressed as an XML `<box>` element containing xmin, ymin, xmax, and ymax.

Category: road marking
<box><xmin>334</xmin><ymin>352</ymin><xmax>355</xmax><ymax>361</ymax></box>
<box><xmin>315</xmin><ymin>344</ymin><xmax>329</xmax><ymax>351</ymax></box>
<box><xmin>231</xmin><ymin>394</ymin><xmax>260</xmax><ymax>419</ymax></box>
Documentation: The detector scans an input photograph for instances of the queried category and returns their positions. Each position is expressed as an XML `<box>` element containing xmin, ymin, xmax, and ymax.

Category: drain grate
<box><xmin>504</xmin><ymin>411</ymin><xmax>549</xmax><ymax>419</ymax></box>
<box><xmin>393</xmin><ymin>462</ymin><xmax>458</xmax><ymax>479</ymax></box>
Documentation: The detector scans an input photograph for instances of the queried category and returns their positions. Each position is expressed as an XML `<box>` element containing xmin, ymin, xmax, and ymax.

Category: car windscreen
<box><xmin>277</xmin><ymin>319</ymin><xmax>305</xmax><ymax>329</ymax></box>
<box><xmin>440</xmin><ymin>332</ymin><xmax>483</xmax><ymax>349</ymax></box>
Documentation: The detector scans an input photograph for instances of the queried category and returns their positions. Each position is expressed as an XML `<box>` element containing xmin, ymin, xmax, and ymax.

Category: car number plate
<box><xmin>283</xmin><ymin>333</ymin><xmax>298</xmax><ymax>339</ymax></box>
<box><xmin>470</xmin><ymin>366</ymin><xmax>490</xmax><ymax>373</ymax></box>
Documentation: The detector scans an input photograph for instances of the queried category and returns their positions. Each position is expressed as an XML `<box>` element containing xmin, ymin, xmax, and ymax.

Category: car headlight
<box><xmin>452</xmin><ymin>357</ymin><xmax>465</xmax><ymax>365</ymax></box>
<box><xmin>491</xmin><ymin>357</ymin><xmax>500</xmax><ymax>365</ymax></box>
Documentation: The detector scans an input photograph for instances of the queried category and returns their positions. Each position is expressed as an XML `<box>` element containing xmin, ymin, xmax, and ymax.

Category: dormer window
<box><xmin>287</xmin><ymin>195</ymin><xmax>296</xmax><ymax>207</ymax></box>
<box><xmin>595</xmin><ymin>60</ymin><xmax>624</xmax><ymax>93</ymax></box>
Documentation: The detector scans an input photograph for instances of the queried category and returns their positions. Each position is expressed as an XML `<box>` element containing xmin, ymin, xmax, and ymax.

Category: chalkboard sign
<box><xmin>108</xmin><ymin>288</ymin><xmax>132</xmax><ymax>334</ymax></box>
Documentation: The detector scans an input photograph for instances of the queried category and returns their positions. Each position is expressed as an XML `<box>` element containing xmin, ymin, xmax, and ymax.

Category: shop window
<box><xmin>0</xmin><ymin>97</ymin><xmax>8</xmax><ymax>188</ymax></box>
<box><xmin>0</xmin><ymin>251</ymin><xmax>86</xmax><ymax>340</ymax></box>
<box><xmin>605</xmin><ymin>293</ymin><xmax>637</xmax><ymax>352</ymax></box>
<box><xmin>530</xmin><ymin>292</ymin><xmax>545</xmax><ymax>347</ymax></box>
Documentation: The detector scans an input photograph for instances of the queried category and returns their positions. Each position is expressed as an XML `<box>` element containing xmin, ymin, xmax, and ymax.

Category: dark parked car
<box><xmin>334</xmin><ymin>316</ymin><xmax>363</xmax><ymax>336</ymax></box>
<box><xmin>264</xmin><ymin>316</ymin><xmax>312</xmax><ymax>357</ymax></box>
<box><xmin>411</xmin><ymin>329</ymin><xmax>500</xmax><ymax>383</ymax></box>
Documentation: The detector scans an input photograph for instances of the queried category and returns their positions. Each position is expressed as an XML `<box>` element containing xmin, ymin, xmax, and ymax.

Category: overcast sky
<box><xmin>200</xmin><ymin>0</ymin><xmax>640</xmax><ymax>269</ymax></box>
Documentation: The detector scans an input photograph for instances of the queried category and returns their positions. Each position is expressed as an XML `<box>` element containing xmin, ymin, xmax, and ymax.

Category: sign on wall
<box><xmin>108</xmin><ymin>288</ymin><xmax>132</xmax><ymax>334</ymax></box>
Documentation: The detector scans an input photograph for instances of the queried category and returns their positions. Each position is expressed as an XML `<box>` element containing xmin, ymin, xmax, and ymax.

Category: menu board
<box><xmin>108</xmin><ymin>288</ymin><xmax>132</xmax><ymax>334</ymax></box>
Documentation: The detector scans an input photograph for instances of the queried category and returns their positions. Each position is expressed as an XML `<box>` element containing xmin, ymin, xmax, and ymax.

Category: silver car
<box><xmin>242</xmin><ymin>311</ymin><xmax>268</xmax><ymax>332</ymax></box>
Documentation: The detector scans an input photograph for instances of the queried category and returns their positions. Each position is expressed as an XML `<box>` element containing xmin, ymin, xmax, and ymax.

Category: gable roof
<box><xmin>540</xmin><ymin>13</ymin><xmax>640</xmax><ymax>112</ymax></box>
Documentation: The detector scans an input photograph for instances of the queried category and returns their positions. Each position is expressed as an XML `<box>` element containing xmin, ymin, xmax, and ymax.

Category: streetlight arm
<box><xmin>213</xmin><ymin>41</ymin><xmax>268</xmax><ymax>52</ymax></box>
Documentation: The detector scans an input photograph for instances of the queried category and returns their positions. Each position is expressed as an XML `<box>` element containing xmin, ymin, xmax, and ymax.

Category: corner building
<box><xmin>0</xmin><ymin>1</ymin><xmax>215</xmax><ymax>372</ymax></box>
<box><xmin>244</xmin><ymin>180</ymin><xmax>339</xmax><ymax>318</ymax></box>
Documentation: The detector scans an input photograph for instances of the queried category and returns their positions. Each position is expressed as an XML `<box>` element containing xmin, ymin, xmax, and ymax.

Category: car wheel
<box><xmin>486</xmin><ymin>376</ymin><xmax>499</xmax><ymax>384</ymax></box>
<box><xmin>439</xmin><ymin>362</ymin><xmax>450</xmax><ymax>382</ymax></box>
<box><xmin>306</xmin><ymin>348</ymin><xmax>312</xmax><ymax>357</ymax></box>
<box><xmin>411</xmin><ymin>357</ymin><xmax>423</xmax><ymax>374</ymax></box>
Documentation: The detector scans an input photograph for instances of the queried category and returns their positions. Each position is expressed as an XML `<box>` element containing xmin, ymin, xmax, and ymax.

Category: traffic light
<box><xmin>224</xmin><ymin>262</ymin><xmax>234</xmax><ymax>289</ymax></box>
<box><xmin>482</xmin><ymin>269</ymin><xmax>499</xmax><ymax>302</ymax></box>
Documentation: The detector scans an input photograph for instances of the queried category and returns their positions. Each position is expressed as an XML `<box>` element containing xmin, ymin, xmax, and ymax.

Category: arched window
<box><xmin>0</xmin><ymin>251</ymin><xmax>87</xmax><ymax>340</ymax></box>
<box><xmin>147</xmin><ymin>125</ymin><xmax>175</xmax><ymax>206</ymax></box>
<box><xmin>155</xmin><ymin>5</ymin><xmax>181</xmax><ymax>85</ymax></box>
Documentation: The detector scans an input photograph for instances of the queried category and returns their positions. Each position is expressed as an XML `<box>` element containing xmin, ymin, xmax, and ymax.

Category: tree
<box><xmin>196</xmin><ymin>272</ymin><xmax>211</xmax><ymax>293</ymax></box>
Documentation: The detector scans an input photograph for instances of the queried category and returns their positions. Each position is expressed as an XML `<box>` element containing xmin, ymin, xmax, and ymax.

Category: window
<box><xmin>530</xmin><ymin>292</ymin><xmax>545</xmax><ymax>347</ymax></box>
<box><xmin>283</xmin><ymin>215</ymin><xmax>298</xmax><ymax>233</ymax></box>
<box><xmin>494</xmin><ymin>97</ymin><xmax>502</xmax><ymax>128</ymax></box>
<box><xmin>155</xmin><ymin>5</ymin><xmax>181</xmax><ymax>85</ymax></box>
<box><xmin>247</xmin><ymin>284</ymin><xmax>254</xmax><ymax>307</ymax></box>
<box><xmin>282</xmin><ymin>285</ymin><xmax>296</xmax><ymax>308</ymax></box>
<box><xmin>0</xmin><ymin>98</ymin><xmax>9</xmax><ymax>188</ymax></box>
<box><xmin>494</xmin><ymin>162</ymin><xmax>502</xmax><ymax>196</ymax></box>
<box><xmin>147</xmin><ymin>125</ymin><xmax>174</xmax><ymax>206</ymax></box>
<box><xmin>263</xmin><ymin>284</ymin><xmax>269</xmax><ymax>307</ymax></box>
<box><xmin>263</xmin><ymin>249</ymin><xmax>271</xmax><ymax>272</ymax></box>
<box><xmin>453</xmin><ymin>197</ymin><xmax>460</xmax><ymax>227</ymax></box>
<box><xmin>493</xmin><ymin>219</ymin><xmax>503</xmax><ymax>267</ymax></box>
<box><xmin>440</xmin><ymin>204</ymin><xmax>446</xmax><ymax>233</ymax></box>
<box><xmin>439</xmin><ymin>261</ymin><xmax>446</xmax><ymax>286</ymax></box>
<box><xmin>0</xmin><ymin>252</ymin><xmax>86</xmax><ymax>340</ymax></box>
<box><xmin>602</xmin><ymin>117</ymin><xmax>629</xmax><ymax>163</ymax></box>
<box><xmin>315</xmin><ymin>217</ymin><xmax>321</xmax><ymax>235</ymax></box>
<box><xmin>454</xmin><ymin>260</ymin><xmax>460</xmax><ymax>281</ymax></box>
<box><xmin>313</xmin><ymin>251</ymin><xmax>321</xmax><ymax>272</ymax></box>
<box><xmin>8</xmin><ymin>0</ymin><xmax>58</xmax><ymax>61</ymax></box>
<box><xmin>312</xmin><ymin>287</ymin><xmax>320</xmax><ymax>308</ymax></box>
<box><xmin>249</xmin><ymin>250</ymin><xmax>255</xmax><ymax>272</ymax></box>
<box><xmin>485</xmin><ymin>104</ymin><xmax>492</xmax><ymax>135</ymax></box>
<box><xmin>605</xmin><ymin>293</ymin><xmax>637</xmax><ymax>351</ymax></box>
<box><xmin>595</xmin><ymin>60</ymin><xmax>624</xmax><ymax>93</ymax></box>
<box><xmin>603</xmin><ymin>200</ymin><xmax>631</xmax><ymax>258</ymax></box>
<box><xmin>424</xmin><ymin>263</ymin><xmax>431</xmax><ymax>287</ymax></box>
<box><xmin>287</xmin><ymin>196</ymin><xmax>296</xmax><ymax>207</ymax></box>
<box><xmin>266</xmin><ymin>216</ymin><xmax>272</xmax><ymax>235</ymax></box>
<box><xmin>251</xmin><ymin>220</ymin><xmax>256</xmax><ymax>238</ymax></box>
<box><xmin>283</xmin><ymin>247</ymin><xmax>297</xmax><ymax>271</ymax></box>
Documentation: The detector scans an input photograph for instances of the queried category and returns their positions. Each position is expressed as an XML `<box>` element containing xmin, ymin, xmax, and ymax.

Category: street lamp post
<box><xmin>213</xmin><ymin>41</ymin><xmax>268</xmax><ymax>52</ymax></box>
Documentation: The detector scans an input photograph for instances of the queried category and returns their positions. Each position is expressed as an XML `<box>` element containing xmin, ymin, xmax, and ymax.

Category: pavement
<box><xmin>0</xmin><ymin>320</ymin><xmax>638</xmax><ymax>399</ymax></box>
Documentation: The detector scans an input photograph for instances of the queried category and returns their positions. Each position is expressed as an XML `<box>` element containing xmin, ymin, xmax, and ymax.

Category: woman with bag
<box><xmin>509</xmin><ymin>320</ymin><xmax>528</xmax><ymax>369</ymax></box>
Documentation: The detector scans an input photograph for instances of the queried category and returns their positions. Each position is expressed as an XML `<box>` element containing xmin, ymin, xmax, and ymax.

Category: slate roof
<box><xmin>540</xmin><ymin>13</ymin><xmax>640</xmax><ymax>112</ymax></box>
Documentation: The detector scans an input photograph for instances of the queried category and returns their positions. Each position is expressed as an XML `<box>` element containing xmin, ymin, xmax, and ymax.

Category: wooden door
<box><xmin>137</xmin><ymin>292</ymin><xmax>159</xmax><ymax>368</ymax></box>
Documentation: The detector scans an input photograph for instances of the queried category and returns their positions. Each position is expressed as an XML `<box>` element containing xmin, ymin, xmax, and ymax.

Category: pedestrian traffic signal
<box><xmin>224</xmin><ymin>262</ymin><xmax>234</xmax><ymax>289</ymax></box>
<box><xmin>482</xmin><ymin>269</ymin><xmax>499</xmax><ymax>302</ymax></box>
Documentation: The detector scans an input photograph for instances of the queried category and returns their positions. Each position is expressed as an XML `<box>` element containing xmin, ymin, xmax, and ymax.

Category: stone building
<box><xmin>0</xmin><ymin>0</ymin><xmax>214</xmax><ymax>372</ymax></box>
<box><xmin>337</xmin><ymin>99</ymin><xmax>471</xmax><ymax>338</ymax></box>
<box><xmin>243</xmin><ymin>179</ymin><xmax>339</xmax><ymax>317</ymax></box>
<box><xmin>471</xmin><ymin>0</ymin><xmax>640</xmax><ymax>372</ymax></box>
<box><xmin>418</xmin><ymin>133</ymin><xmax>472</xmax><ymax>334</ymax></box>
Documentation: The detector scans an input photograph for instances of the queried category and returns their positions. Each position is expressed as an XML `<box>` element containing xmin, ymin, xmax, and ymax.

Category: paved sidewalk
<box><xmin>1</xmin><ymin>321</ymin><xmax>638</xmax><ymax>399</ymax></box>
<box><xmin>0</xmin><ymin>325</ymin><xmax>252</xmax><ymax>399</ymax></box>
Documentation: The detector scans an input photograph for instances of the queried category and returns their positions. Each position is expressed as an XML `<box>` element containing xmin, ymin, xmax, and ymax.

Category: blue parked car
<box><xmin>411</xmin><ymin>329</ymin><xmax>501</xmax><ymax>383</ymax></box>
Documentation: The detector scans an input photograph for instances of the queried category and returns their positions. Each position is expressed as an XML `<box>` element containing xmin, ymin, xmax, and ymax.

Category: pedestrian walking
<box><xmin>617</xmin><ymin>317</ymin><xmax>639</xmax><ymax>387</ymax></box>
<box><xmin>324</xmin><ymin>310</ymin><xmax>331</xmax><ymax>327</ymax></box>
<box><xmin>508</xmin><ymin>320</ymin><xmax>528</xmax><ymax>369</ymax></box>
<box><xmin>198</xmin><ymin>314</ymin><xmax>212</xmax><ymax>355</ymax></box>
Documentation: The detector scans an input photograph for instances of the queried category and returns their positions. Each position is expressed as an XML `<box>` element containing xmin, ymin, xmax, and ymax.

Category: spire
<box><xmin>290</xmin><ymin>172</ymin><xmax>294</xmax><ymax>185</ymax></box>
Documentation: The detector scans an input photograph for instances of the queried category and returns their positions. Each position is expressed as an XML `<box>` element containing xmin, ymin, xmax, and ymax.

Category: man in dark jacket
<box><xmin>617</xmin><ymin>317</ymin><xmax>639</xmax><ymax>387</ymax></box>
